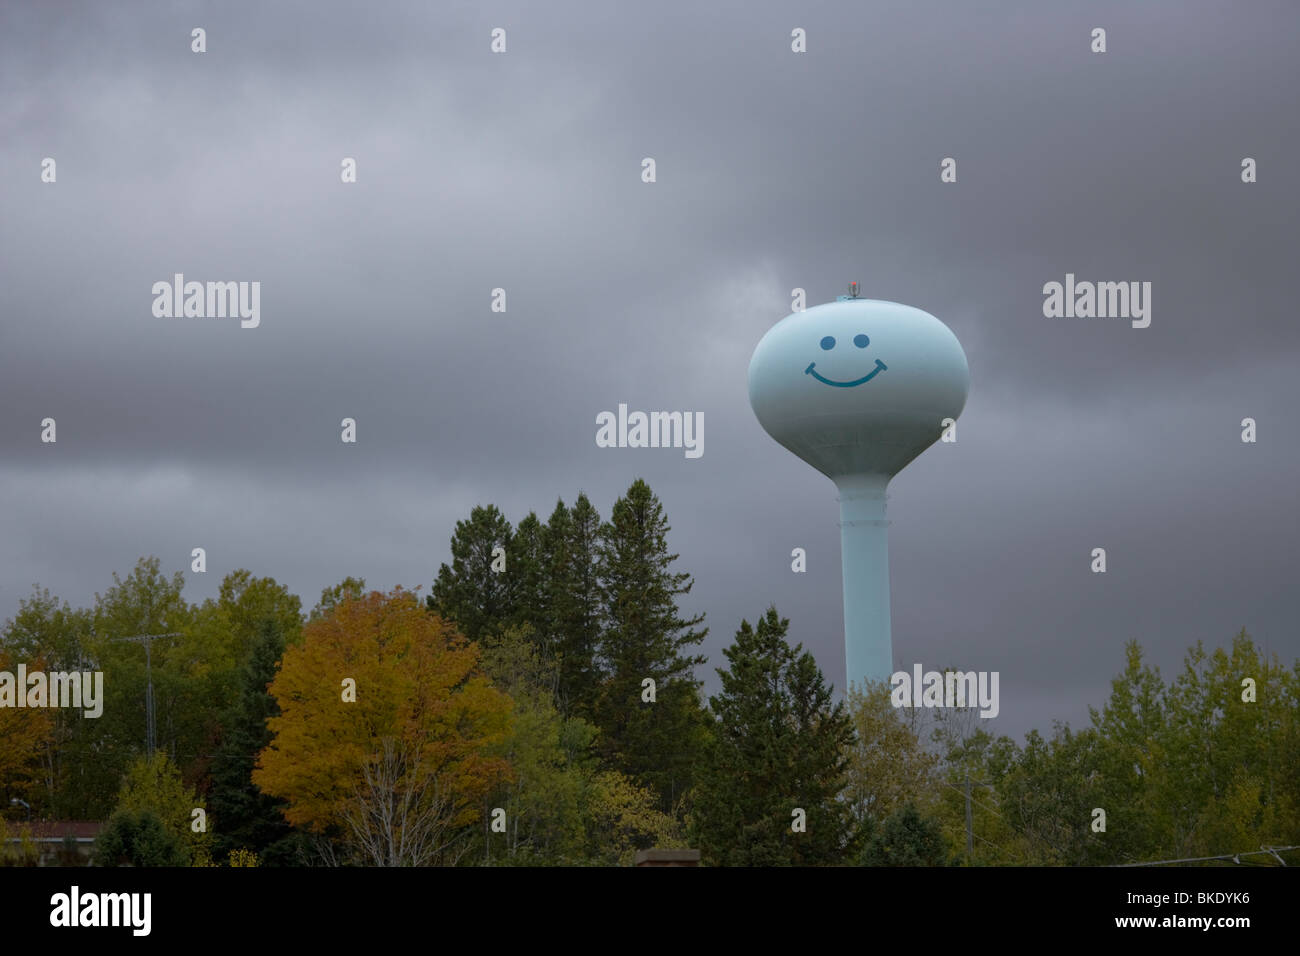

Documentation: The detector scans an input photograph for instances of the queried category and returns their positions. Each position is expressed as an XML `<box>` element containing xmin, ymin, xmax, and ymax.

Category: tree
<box><xmin>546</xmin><ymin>495</ymin><xmax>605</xmax><ymax>718</ymax></box>
<box><xmin>844</xmin><ymin>680</ymin><xmax>940</xmax><ymax>831</ymax></box>
<box><xmin>594</xmin><ymin>479</ymin><xmax>709</xmax><ymax>808</ymax></box>
<box><xmin>468</xmin><ymin>624</ymin><xmax>680</xmax><ymax>866</ymax></box>
<box><xmin>342</xmin><ymin>736</ymin><xmax>480</xmax><ymax>866</ymax></box>
<box><xmin>1</xmin><ymin>586</ymin><xmax>91</xmax><ymax>667</ymax></box>
<box><xmin>997</xmin><ymin>724</ymin><xmax>1108</xmax><ymax>865</ymax></box>
<box><xmin>310</xmin><ymin>576</ymin><xmax>367</xmax><ymax>623</ymax></box>
<box><xmin>182</xmin><ymin>571</ymin><xmax>304</xmax><ymax>789</ymax></box>
<box><xmin>253</xmin><ymin>588</ymin><xmax>513</xmax><ymax>865</ymax></box>
<box><xmin>1083</xmin><ymin>640</ymin><xmax>1172</xmax><ymax>862</ymax></box>
<box><xmin>506</xmin><ymin>512</ymin><xmax>551</xmax><ymax>656</ymax></box>
<box><xmin>473</xmin><ymin>625</ymin><xmax>589</xmax><ymax>865</ymax></box>
<box><xmin>582</xmin><ymin>769</ymin><xmax>685</xmax><ymax>865</ymax></box>
<box><xmin>206</xmin><ymin>570</ymin><xmax>303</xmax><ymax>655</ymax></box>
<box><xmin>3</xmin><ymin>590</ymin><xmax>97</xmax><ymax>818</ymax></box>
<box><xmin>110</xmin><ymin>752</ymin><xmax>211</xmax><ymax>864</ymax></box>
<box><xmin>428</xmin><ymin>506</ymin><xmax>515</xmax><ymax>644</ymax></box>
<box><xmin>692</xmin><ymin>607</ymin><xmax>855</xmax><ymax>865</ymax></box>
<box><xmin>860</xmin><ymin>803</ymin><xmax>948</xmax><ymax>866</ymax></box>
<box><xmin>95</xmin><ymin>809</ymin><xmax>189</xmax><ymax>867</ymax></box>
<box><xmin>208</xmin><ymin>619</ymin><xmax>307</xmax><ymax>865</ymax></box>
<box><xmin>1158</xmin><ymin>630</ymin><xmax>1299</xmax><ymax>859</ymax></box>
<box><xmin>0</xmin><ymin>646</ymin><xmax>54</xmax><ymax>808</ymax></box>
<box><xmin>945</xmin><ymin>631</ymin><xmax>1300</xmax><ymax>867</ymax></box>
<box><xmin>930</xmin><ymin>726</ymin><xmax>1020</xmax><ymax>866</ymax></box>
<box><xmin>88</xmin><ymin>557</ymin><xmax>196</xmax><ymax>805</ymax></box>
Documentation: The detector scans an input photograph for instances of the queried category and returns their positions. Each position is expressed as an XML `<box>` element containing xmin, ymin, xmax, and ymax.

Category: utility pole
<box><xmin>965</xmin><ymin>773</ymin><xmax>974</xmax><ymax>861</ymax></box>
<box><xmin>110</xmin><ymin>631</ymin><xmax>182</xmax><ymax>755</ymax></box>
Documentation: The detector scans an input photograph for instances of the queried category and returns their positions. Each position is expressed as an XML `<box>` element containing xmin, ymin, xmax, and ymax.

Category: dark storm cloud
<box><xmin>1</xmin><ymin>0</ymin><xmax>1296</xmax><ymax>738</ymax></box>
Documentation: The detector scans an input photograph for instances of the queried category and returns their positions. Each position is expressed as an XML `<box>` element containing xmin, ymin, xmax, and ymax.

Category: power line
<box><xmin>1117</xmin><ymin>845</ymin><xmax>1297</xmax><ymax>867</ymax></box>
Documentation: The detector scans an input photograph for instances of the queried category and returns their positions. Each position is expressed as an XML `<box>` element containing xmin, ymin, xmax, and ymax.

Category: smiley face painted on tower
<box><xmin>804</xmin><ymin>332</ymin><xmax>887</xmax><ymax>387</ymax></box>
<box><xmin>749</xmin><ymin>297</ymin><xmax>969</xmax><ymax>480</ymax></box>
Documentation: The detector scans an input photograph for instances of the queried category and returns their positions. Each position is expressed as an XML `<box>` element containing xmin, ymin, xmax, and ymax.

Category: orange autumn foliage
<box><xmin>252</xmin><ymin>587</ymin><xmax>513</xmax><ymax>838</ymax></box>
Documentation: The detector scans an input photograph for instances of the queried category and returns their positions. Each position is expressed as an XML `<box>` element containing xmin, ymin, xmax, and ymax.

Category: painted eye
<box><xmin>854</xmin><ymin>334</ymin><xmax>869</xmax><ymax>348</ymax></box>
<box><xmin>820</xmin><ymin>336</ymin><xmax>836</xmax><ymax>350</ymax></box>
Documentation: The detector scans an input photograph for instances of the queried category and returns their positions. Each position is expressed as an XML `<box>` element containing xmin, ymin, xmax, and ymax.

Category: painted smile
<box><xmin>805</xmin><ymin>358</ymin><xmax>887</xmax><ymax>388</ymax></box>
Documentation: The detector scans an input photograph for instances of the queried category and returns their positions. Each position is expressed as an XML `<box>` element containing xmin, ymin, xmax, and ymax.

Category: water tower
<box><xmin>748</xmin><ymin>286</ymin><xmax>969</xmax><ymax>690</ymax></box>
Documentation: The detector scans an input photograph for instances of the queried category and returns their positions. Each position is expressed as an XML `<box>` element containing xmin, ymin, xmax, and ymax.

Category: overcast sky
<box><xmin>1</xmin><ymin>0</ymin><xmax>1296</xmax><ymax>740</ymax></box>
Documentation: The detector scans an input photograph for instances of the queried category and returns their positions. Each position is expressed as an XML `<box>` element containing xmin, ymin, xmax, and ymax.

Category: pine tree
<box><xmin>593</xmin><ymin>479</ymin><xmax>707</xmax><ymax>810</ymax></box>
<box><xmin>547</xmin><ymin>494</ymin><xmax>605</xmax><ymax>719</ymax></box>
<box><xmin>860</xmin><ymin>803</ymin><xmax>948</xmax><ymax>866</ymax></box>
<box><xmin>428</xmin><ymin>505</ymin><xmax>515</xmax><ymax>644</ymax></box>
<box><xmin>507</xmin><ymin>511</ymin><xmax>551</xmax><ymax>663</ymax></box>
<box><xmin>692</xmin><ymin>606</ymin><xmax>855</xmax><ymax>866</ymax></box>
<box><xmin>208</xmin><ymin>620</ymin><xmax>305</xmax><ymax>865</ymax></box>
<box><xmin>95</xmin><ymin>809</ymin><xmax>189</xmax><ymax>867</ymax></box>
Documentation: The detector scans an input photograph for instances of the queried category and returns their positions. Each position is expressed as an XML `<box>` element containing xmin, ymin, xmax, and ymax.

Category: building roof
<box><xmin>5</xmin><ymin>821</ymin><xmax>103</xmax><ymax>841</ymax></box>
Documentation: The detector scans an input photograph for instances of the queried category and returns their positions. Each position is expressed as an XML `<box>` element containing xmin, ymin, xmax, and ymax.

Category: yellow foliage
<box><xmin>253</xmin><ymin>587</ymin><xmax>514</xmax><ymax>844</ymax></box>
<box><xmin>586</xmin><ymin>770</ymin><xmax>683</xmax><ymax>865</ymax></box>
<box><xmin>0</xmin><ymin>650</ymin><xmax>55</xmax><ymax>797</ymax></box>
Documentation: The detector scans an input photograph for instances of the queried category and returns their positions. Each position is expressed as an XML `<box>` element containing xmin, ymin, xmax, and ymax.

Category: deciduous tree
<box><xmin>254</xmin><ymin>588</ymin><xmax>513</xmax><ymax>865</ymax></box>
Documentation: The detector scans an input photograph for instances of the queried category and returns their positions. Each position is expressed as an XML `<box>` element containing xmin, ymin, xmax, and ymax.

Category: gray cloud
<box><xmin>1</xmin><ymin>0</ymin><xmax>1296</xmax><ymax>739</ymax></box>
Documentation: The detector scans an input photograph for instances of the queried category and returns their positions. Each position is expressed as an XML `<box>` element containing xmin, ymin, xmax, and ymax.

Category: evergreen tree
<box><xmin>593</xmin><ymin>480</ymin><xmax>708</xmax><ymax>810</ymax></box>
<box><xmin>109</xmin><ymin>751</ymin><xmax>211</xmax><ymax>863</ymax></box>
<box><xmin>860</xmin><ymin>803</ymin><xmax>949</xmax><ymax>866</ymax></box>
<box><xmin>547</xmin><ymin>494</ymin><xmax>605</xmax><ymax>718</ymax></box>
<box><xmin>692</xmin><ymin>606</ymin><xmax>855</xmax><ymax>866</ymax></box>
<box><xmin>507</xmin><ymin>512</ymin><xmax>552</xmax><ymax>667</ymax></box>
<box><xmin>95</xmin><ymin>809</ymin><xmax>189</xmax><ymax>867</ymax></box>
<box><xmin>428</xmin><ymin>505</ymin><xmax>515</xmax><ymax>644</ymax></box>
<box><xmin>209</xmin><ymin>620</ymin><xmax>306</xmax><ymax>865</ymax></box>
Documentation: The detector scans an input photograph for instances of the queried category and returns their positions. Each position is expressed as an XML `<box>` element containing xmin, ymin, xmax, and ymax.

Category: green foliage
<box><xmin>314</xmin><ymin>580</ymin><xmax>371</xmax><ymax>624</ymax></box>
<box><xmin>8</xmin><ymin>520</ymin><xmax>1298</xmax><ymax>869</ymax></box>
<box><xmin>860</xmin><ymin>803</ymin><xmax>948</xmax><ymax>866</ymax></box>
<box><xmin>474</xmin><ymin>625</ymin><xmax>588</xmax><ymax>864</ymax></box>
<box><xmin>594</xmin><ymin>479</ymin><xmax>709</xmax><ymax>809</ymax></box>
<box><xmin>67</xmin><ymin>558</ymin><xmax>195</xmax><ymax>818</ymax></box>
<box><xmin>310</xmin><ymin>576</ymin><xmax>367</xmax><ymax>623</ymax></box>
<box><xmin>546</xmin><ymin>494</ymin><xmax>604</xmax><ymax>718</ymax></box>
<box><xmin>1</xmin><ymin>564</ymin><xmax>308</xmax><ymax>821</ymax></box>
<box><xmin>844</xmin><ymin>680</ymin><xmax>940</xmax><ymax>830</ymax></box>
<box><xmin>181</xmin><ymin>571</ymin><xmax>304</xmax><ymax>788</ymax></box>
<box><xmin>95</xmin><ymin>809</ymin><xmax>189</xmax><ymax>867</ymax></box>
<box><xmin>428</xmin><ymin>506</ymin><xmax>515</xmax><ymax>643</ymax></box>
<box><xmin>472</xmin><ymin>625</ymin><xmax>681</xmax><ymax>866</ymax></box>
<box><xmin>932</xmin><ymin>632</ymin><xmax>1300</xmax><ymax>866</ymax></box>
<box><xmin>427</xmin><ymin>482</ymin><xmax>709</xmax><ymax>813</ymax></box>
<box><xmin>208</xmin><ymin>619</ymin><xmax>309</xmax><ymax>865</ymax></box>
<box><xmin>692</xmin><ymin>607</ymin><xmax>855</xmax><ymax>866</ymax></box>
<box><xmin>112</xmin><ymin>752</ymin><xmax>211</xmax><ymax>863</ymax></box>
<box><xmin>1</xmin><ymin>586</ymin><xmax>91</xmax><ymax>668</ymax></box>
